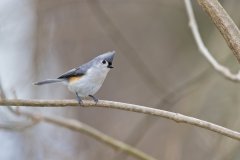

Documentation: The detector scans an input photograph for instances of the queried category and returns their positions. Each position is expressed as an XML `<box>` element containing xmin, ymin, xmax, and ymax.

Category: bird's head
<box><xmin>92</xmin><ymin>51</ymin><xmax>116</xmax><ymax>70</ymax></box>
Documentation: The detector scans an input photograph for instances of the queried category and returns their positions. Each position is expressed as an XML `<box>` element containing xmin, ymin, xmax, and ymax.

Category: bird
<box><xmin>34</xmin><ymin>51</ymin><xmax>115</xmax><ymax>104</ymax></box>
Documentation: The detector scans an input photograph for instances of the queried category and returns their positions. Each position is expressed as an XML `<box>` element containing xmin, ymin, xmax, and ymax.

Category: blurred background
<box><xmin>0</xmin><ymin>0</ymin><xmax>240</xmax><ymax>159</ymax></box>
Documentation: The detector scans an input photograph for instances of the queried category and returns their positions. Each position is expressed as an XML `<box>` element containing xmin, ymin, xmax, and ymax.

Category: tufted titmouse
<box><xmin>34</xmin><ymin>51</ymin><xmax>115</xmax><ymax>104</ymax></box>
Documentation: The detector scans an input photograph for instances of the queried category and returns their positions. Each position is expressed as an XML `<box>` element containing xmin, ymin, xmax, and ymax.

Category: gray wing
<box><xmin>57</xmin><ymin>63</ymin><xmax>91</xmax><ymax>79</ymax></box>
<box><xmin>57</xmin><ymin>67</ymin><xmax>85</xmax><ymax>79</ymax></box>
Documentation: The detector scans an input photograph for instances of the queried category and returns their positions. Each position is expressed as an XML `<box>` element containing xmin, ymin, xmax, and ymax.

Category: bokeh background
<box><xmin>0</xmin><ymin>0</ymin><xmax>240</xmax><ymax>159</ymax></box>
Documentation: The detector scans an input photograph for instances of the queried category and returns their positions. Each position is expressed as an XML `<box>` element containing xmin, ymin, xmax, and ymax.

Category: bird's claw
<box><xmin>77</xmin><ymin>99</ymin><xmax>83</xmax><ymax>105</ymax></box>
<box><xmin>89</xmin><ymin>95</ymin><xmax>98</xmax><ymax>105</ymax></box>
<box><xmin>76</xmin><ymin>93</ymin><xmax>83</xmax><ymax>106</ymax></box>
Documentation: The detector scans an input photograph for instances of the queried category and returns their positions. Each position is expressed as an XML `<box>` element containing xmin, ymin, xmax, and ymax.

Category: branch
<box><xmin>184</xmin><ymin>0</ymin><xmax>240</xmax><ymax>82</ymax></box>
<box><xmin>0</xmin><ymin>86</ymin><xmax>155</xmax><ymax>160</ymax></box>
<box><xmin>196</xmin><ymin>0</ymin><xmax>240</xmax><ymax>63</ymax></box>
<box><xmin>0</xmin><ymin>121</ymin><xmax>40</xmax><ymax>131</ymax></box>
<box><xmin>0</xmin><ymin>99</ymin><xmax>240</xmax><ymax>141</ymax></box>
<box><xmin>17</xmin><ymin>110</ymin><xmax>156</xmax><ymax>160</ymax></box>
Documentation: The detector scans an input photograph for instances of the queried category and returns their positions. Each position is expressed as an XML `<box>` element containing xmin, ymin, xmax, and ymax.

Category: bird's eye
<box><xmin>102</xmin><ymin>60</ymin><xmax>107</xmax><ymax>64</ymax></box>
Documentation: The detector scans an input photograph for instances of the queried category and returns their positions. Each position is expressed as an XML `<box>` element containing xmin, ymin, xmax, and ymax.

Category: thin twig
<box><xmin>184</xmin><ymin>0</ymin><xmax>240</xmax><ymax>82</ymax></box>
<box><xmin>196</xmin><ymin>0</ymin><xmax>240</xmax><ymax>63</ymax></box>
<box><xmin>17</xmin><ymin>110</ymin><xmax>157</xmax><ymax>160</ymax></box>
<box><xmin>0</xmin><ymin>121</ymin><xmax>40</xmax><ymax>131</ymax></box>
<box><xmin>0</xmin><ymin>99</ymin><xmax>240</xmax><ymax>141</ymax></box>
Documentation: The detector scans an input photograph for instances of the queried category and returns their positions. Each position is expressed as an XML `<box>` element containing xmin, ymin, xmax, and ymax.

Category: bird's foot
<box><xmin>89</xmin><ymin>95</ymin><xmax>98</xmax><ymax>104</ymax></box>
<box><xmin>76</xmin><ymin>93</ymin><xmax>83</xmax><ymax>105</ymax></box>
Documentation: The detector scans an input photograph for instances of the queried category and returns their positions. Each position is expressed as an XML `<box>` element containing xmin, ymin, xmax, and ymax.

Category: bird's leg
<box><xmin>75</xmin><ymin>92</ymin><xmax>83</xmax><ymax>105</ymax></box>
<box><xmin>89</xmin><ymin>95</ymin><xmax>98</xmax><ymax>104</ymax></box>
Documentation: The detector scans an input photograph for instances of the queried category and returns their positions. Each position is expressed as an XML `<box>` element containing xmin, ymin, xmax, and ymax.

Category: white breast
<box><xmin>67</xmin><ymin>67</ymin><xmax>110</xmax><ymax>97</ymax></box>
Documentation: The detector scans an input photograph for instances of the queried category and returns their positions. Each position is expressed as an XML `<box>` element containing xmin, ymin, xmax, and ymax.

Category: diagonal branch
<box><xmin>184</xmin><ymin>0</ymin><xmax>240</xmax><ymax>82</ymax></box>
<box><xmin>0</xmin><ymin>87</ymin><xmax>156</xmax><ymax>160</ymax></box>
<box><xmin>0</xmin><ymin>121</ymin><xmax>40</xmax><ymax>131</ymax></box>
<box><xmin>0</xmin><ymin>99</ymin><xmax>240</xmax><ymax>141</ymax></box>
<box><xmin>17</xmin><ymin>110</ymin><xmax>157</xmax><ymax>160</ymax></box>
<box><xmin>196</xmin><ymin>0</ymin><xmax>240</xmax><ymax>63</ymax></box>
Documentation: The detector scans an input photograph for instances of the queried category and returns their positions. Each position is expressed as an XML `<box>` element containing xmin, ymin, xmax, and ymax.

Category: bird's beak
<box><xmin>107</xmin><ymin>62</ymin><xmax>114</xmax><ymax>68</ymax></box>
<box><xmin>107</xmin><ymin>65</ymin><xmax>114</xmax><ymax>68</ymax></box>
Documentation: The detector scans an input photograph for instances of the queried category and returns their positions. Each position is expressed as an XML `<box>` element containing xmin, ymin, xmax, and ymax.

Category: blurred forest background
<box><xmin>0</xmin><ymin>0</ymin><xmax>240</xmax><ymax>160</ymax></box>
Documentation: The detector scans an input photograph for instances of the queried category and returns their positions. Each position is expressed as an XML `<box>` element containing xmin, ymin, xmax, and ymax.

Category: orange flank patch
<box><xmin>68</xmin><ymin>76</ymin><xmax>81</xmax><ymax>84</ymax></box>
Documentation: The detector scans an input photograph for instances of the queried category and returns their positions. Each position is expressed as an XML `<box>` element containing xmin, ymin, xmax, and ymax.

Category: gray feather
<box><xmin>57</xmin><ymin>61</ymin><xmax>94</xmax><ymax>79</ymax></box>
<box><xmin>57</xmin><ymin>51</ymin><xmax>115</xmax><ymax>79</ymax></box>
<box><xmin>33</xmin><ymin>79</ymin><xmax>64</xmax><ymax>85</ymax></box>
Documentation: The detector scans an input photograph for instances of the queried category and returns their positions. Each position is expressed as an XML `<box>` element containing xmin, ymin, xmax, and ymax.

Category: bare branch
<box><xmin>0</xmin><ymin>99</ymin><xmax>240</xmax><ymax>141</ymax></box>
<box><xmin>0</xmin><ymin>120</ymin><xmax>40</xmax><ymax>131</ymax></box>
<box><xmin>184</xmin><ymin>0</ymin><xmax>240</xmax><ymax>82</ymax></box>
<box><xmin>196</xmin><ymin>0</ymin><xmax>240</xmax><ymax>63</ymax></box>
<box><xmin>0</xmin><ymin>83</ymin><xmax>156</xmax><ymax>160</ymax></box>
<box><xmin>16</xmin><ymin>110</ymin><xmax>157</xmax><ymax>160</ymax></box>
<box><xmin>0</xmin><ymin>89</ymin><xmax>156</xmax><ymax>160</ymax></box>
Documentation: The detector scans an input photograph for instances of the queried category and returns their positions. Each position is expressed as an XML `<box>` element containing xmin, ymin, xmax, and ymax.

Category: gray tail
<box><xmin>33</xmin><ymin>79</ymin><xmax>63</xmax><ymax>85</ymax></box>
